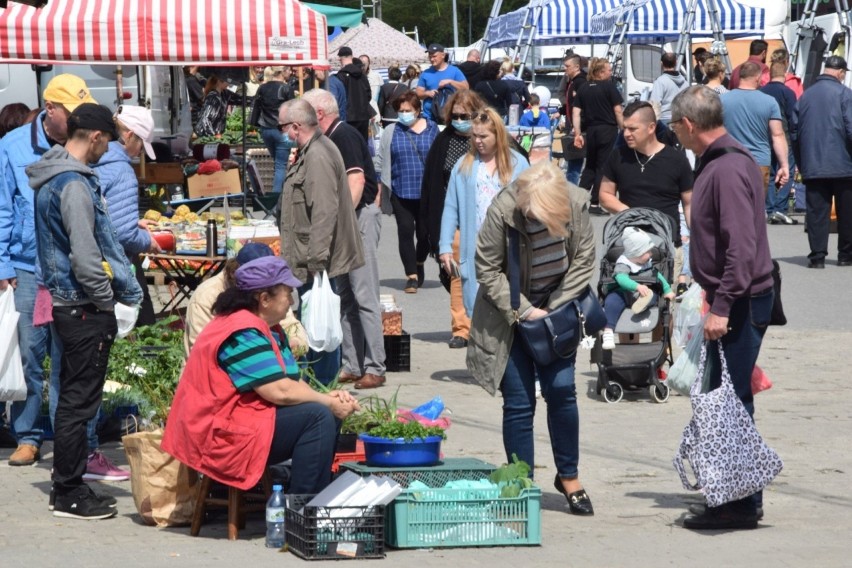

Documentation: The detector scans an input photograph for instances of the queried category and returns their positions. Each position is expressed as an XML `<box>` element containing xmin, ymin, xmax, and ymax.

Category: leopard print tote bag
<box><xmin>673</xmin><ymin>342</ymin><xmax>783</xmax><ymax>508</ymax></box>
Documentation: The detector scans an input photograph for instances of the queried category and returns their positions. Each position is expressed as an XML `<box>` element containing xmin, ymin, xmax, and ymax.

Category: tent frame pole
<box><xmin>674</xmin><ymin>0</ymin><xmax>731</xmax><ymax>80</ymax></box>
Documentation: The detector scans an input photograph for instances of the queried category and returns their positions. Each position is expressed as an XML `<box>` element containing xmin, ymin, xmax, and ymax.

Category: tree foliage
<box><xmin>310</xmin><ymin>0</ymin><xmax>528</xmax><ymax>48</ymax></box>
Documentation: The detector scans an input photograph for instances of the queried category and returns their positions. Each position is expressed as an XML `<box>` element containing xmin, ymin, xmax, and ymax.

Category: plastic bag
<box><xmin>300</xmin><ymin>271</ymin><xmax>343</xmax><ymax>352</ymax></box>
<box><xmin>398</xmin><ymin>397</ymin><xmax>452</xmax><ymax>429</ymax></box>
<box><xmin>667</xmin><ymin>315</ymin><xmax>706</xmax><ymax>396</ymax></box>
<box><xmin>673</xmin><ymin>283</ymin><xmax>703</xmax><ymax>347</ymax></box>
<box><xmin>115</xmin><ymin>302</ymin><xmax>141</xmax><ymax>339</ymax></box>
<box><xmin>752</xmin><ymin>365</ymin><xmax>772</xmax><ymax>395</ymax></box>
<box><xmin>0</xmin><ymin>287</ymin><xmax>26</xmax><ymax>402</ymax></box>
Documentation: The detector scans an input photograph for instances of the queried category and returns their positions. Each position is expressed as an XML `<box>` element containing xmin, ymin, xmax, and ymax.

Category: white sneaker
<box><xmin>601</xmin><ymin>330</ymin><xmax>616</xmax><ymax>350</ymax></box>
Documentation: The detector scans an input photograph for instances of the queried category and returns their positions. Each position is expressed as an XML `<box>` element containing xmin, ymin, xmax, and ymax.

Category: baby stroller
<box><xmin>592</xmin><ymin>208</ymin><xmax>675</xmax><ymax>403</ymax></box>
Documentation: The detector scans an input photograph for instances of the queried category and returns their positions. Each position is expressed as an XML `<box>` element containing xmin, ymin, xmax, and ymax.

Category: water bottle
<box><xmin>265</xmin><ymin>484</ymin><xmax>286</xmax><ymax>549</ymax></box>
<box><xmin>205</xmin><ymin>219</ymin><xmax>218</xmax><ymax>257</ymax></box>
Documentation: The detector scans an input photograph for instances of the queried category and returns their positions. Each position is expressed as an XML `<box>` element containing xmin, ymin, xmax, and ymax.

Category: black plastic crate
<box><xmin>285</xmin><ymin>494</ymin><xmax>385</xmax><ymax>560</ymax></box>
<box><xmin>383</xmin><ymin>331</ymin><xmax>410</xmax><ymax>372</ymax></box>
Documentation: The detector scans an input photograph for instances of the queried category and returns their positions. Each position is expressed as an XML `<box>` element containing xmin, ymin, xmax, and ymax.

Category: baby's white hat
<box><xmin>622</xmin><ymin>227</ymin><xmax>654</xmax><ymax>258</ymax></box>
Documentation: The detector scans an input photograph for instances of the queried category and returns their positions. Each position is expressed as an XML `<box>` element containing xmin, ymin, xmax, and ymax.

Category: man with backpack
<box><xmin>416</xmin><ymin>44</ymin><xmax>468</xmax><ymax>123</ymax></box>
<box><xmin>336</xmin><ymin>47</ymin><xmax>376</xmax><ymax>140</ymax></box>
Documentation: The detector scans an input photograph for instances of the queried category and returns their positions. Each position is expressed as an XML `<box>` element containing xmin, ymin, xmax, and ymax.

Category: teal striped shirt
<box><xmin>217</xmin><ymin>328</ymin><xmax>301</xmax><ymax>392</ymax></box>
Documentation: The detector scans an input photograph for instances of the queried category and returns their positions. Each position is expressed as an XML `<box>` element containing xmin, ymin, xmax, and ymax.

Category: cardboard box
<box><xmin>132</xmin><ymin>162</ymin><xmax>185</xmax><ymax>185</ymax></box>
<box><xmin>186</xmin><ymin>169</ymin><xmax>241</xmax><ymax>199</ymax></box>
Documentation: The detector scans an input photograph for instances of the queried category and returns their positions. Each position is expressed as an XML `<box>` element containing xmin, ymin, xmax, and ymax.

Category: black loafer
<box><xmin>807</xmin><ymin>260</ymin><xmax>825</xmax><ymax>269</ymax></box>
<box><xmin>553</xmin><ymin>475</ymin><xmax>595</xmax><ymax>516</ymax></box>
<box><xmin>838</xmin><ymin>259</ymin><xmax>852</xmax><ymax>267</ymax></box>
<box><xmin>404</xmin><ymin>278</ymin><xmax>418</xmax><ymax>293</ymax></box>
<box><xmin>448</xmin><ymin>336</ymin><xmax>468</xmax><ymax>349</ymax></box>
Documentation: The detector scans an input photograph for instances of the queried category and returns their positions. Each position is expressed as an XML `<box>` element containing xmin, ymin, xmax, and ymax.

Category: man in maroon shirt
<box><xmin>669</xmin><ymin>86</ymin><xmax>776</xmax><ymax>531</ymax></box>
<box><xmin>729</xmin><ymin>39</ymin><xmax>770</xmax><ymax>89</ymax></box>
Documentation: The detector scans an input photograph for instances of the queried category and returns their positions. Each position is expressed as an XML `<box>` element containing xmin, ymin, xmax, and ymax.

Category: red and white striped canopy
<box><xmin>0</xmin><ymin>0</ymin><xmax>329</xmax><ymax>66</ymax></box>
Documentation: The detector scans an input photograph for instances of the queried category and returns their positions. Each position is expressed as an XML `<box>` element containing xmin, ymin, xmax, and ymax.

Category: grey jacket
<box><xmin>650</xmin><ymin>71</ymin><xmax>688</xmax><ymax>123</ymax></box>
<box><xmin>466</xmin><ymin>183</ymin><xmax>596</xmax><ymax>395</ymax></box>
<box><xmin>279</xmin><ymin>131</ymin><xmax>364</xmax><ymax>282</ymax></box>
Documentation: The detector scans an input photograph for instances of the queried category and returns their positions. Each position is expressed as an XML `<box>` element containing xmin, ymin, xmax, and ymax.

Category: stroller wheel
<box><xmin>603</xmin><ymin>381</ymin><xmax>624</xmax><ymax>403</ymax></box>
<box><xmin>650</xmin><ymin>382</ymin><xmax>670</xmax><ymax>403</ymax></box>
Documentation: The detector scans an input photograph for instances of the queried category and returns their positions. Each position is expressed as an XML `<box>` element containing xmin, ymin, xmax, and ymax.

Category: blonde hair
<box><xmin>514</xmin><ymin>161</ymin><xmax>573</xmax><ymax>237</ymax></box>
<box><xmin>588</xmin><ymin>58</ymin><xmax>610</xmax><ymax>81</ymax></box>
<box><xmin>459</xmin><ymin>107</ymin><xmax>514</xmax><ymax>187</ymax></box>
<box><xmin>703</xmin><ymin>57</ymin><xmax>726</xmax><ymax>81</ymax></box>
<box><xmin>500</xmin><ymin>59</ymin><xmax>515</xmax><ymax>77</ymax></box>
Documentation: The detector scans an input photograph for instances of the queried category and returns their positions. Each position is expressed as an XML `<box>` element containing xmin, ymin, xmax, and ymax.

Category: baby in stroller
<box><xmin>601</xmin><ymin>227</ymin><xmax>675</xmax><ymax>350</ymax></box>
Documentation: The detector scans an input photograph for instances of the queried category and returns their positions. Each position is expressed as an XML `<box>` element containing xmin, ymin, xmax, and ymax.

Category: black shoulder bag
<box><xmin>508</xmin><ymin>228</ymin><xmax>606</xmax><ymax>366</ymax></box>
<box><xmin>694</xmin><ymin>146</ymin><xmax>787</xmax><ymax>326</ymax></box>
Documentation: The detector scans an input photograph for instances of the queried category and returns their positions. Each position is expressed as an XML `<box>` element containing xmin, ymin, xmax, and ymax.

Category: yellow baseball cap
<box><xmin>43</xmin><ymin>74</ymin><xmax>96</xmax><ymax>111</ymax></box>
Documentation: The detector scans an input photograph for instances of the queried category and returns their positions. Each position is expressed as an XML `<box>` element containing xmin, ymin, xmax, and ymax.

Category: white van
<box><xmin>788</xmin><ymin>9</ymin><xmax>852</xmax><ymax>88</ymax></box>
<box><xmin>0</xmin><ymin>63</ymin><xmax>192</xmax><ymax>142</ymax></box>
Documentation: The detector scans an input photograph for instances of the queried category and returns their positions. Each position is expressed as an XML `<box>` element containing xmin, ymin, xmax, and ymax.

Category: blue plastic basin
<box><xmin>359</xmin><ymin>434</ymin><xmax>442</xmax><ymax>467</ymax></box>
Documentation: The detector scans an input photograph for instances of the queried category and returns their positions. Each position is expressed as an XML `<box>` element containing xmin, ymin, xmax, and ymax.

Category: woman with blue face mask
<box><xmin>249</xmin><ymin>67</ymin><xmax>296</xmax><ymax>194</ymax></box>
<box><xmin>376</xmin><ymin>90</ymin><xmax>439</xmax><ymax>294</ymax></box>
<box><xmin>418</xmin><ymin>90</ymin><xmax>488</xmax><ymax>348</ymax></box>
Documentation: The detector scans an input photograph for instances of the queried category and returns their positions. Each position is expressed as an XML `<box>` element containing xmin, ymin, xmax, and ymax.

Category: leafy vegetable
<box><xmin>366</xmin><ymin>420</ymin><xmax>446</xmax><ymax>442</ymax></box>
<box><xmin>489</xmin><ymin>454</ymin><xmax>535</xmax><ymax>498</ymax></box>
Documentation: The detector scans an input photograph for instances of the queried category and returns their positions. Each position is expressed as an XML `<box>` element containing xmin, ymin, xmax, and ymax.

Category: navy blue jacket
<box><xmin>797</xmin><ymin>74</ymin><xmax>852</xmax><ymax>180</ymax></box>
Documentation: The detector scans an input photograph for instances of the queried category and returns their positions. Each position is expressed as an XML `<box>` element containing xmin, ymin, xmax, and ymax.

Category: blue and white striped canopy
<box><xmin>486</xmin><ymin>0</ymin><xmax>765</xmax><ymax>47</ymax></box>
<box><xmin>589</xmin><ymin>0</ymin><xmax>766</xmax><ymax>43</ymax></box>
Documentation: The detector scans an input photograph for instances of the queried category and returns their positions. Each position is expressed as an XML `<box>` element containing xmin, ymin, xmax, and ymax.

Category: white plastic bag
<box><xmin>115</xmin><ymin>302</ymin><xmax>141</xmax><ymax>339</ymax></box>
<box><xmin>667</xmin><ymin>314</ymin><xmax>706</xmax><ymax>397</ymax></box>
<box><xmin>673</xmin><ymin>283</ymin><xmax>703</xmax><ymax>347</ymax></box>
<box><xmin>300</xmin><ymin>271</ymin><xmax>342</xmax><ymax>352</ymax></box>
<box><xmin>0</xmin><ymin>287</ymin><xmax>26</xmax><ymax>402</ymax></box>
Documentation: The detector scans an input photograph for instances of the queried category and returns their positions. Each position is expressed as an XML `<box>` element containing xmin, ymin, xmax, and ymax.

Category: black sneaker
<box><xmin>416</xmin><ymin>263</ymin><xmax>425</xmax><ymax>287</ymax></box>
<box><xmin>53</xmin><ymin>486</ymin><xmax>118</xmax><ymax>519</ymax></box>
<box><xmin>404</xmin><ymin>278</ymin><xmax>418</xmax><ymax>294</ymax></box>
<box><xmin>50</xmin><ymin>485</ymin><xmax>117</xmax><ymax>511</ymax></box>
<box><xmin>448</xmin><ymin>336</ymin><xmax>468</xmax><ymax>349</ymax></box>
<box><xmin>588</xmin><ymin>204</ymin><xmax>608</xmax><ymax>216</ymax></box>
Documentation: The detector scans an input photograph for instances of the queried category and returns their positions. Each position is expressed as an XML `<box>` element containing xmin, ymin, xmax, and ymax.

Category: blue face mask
<box><xmin>281</xmin><ymin>132</ymin><xmax>297</xmax><ymax>148</ymax></box>
<box><xmin>452</xmin><ymin>119</ymin><xmax>472</xmax><ymax>133</ymax></box>
<box><xmin>397</xmin><ymin>112</ymin><xmax>416</xmax><ymax>127</ymax></box>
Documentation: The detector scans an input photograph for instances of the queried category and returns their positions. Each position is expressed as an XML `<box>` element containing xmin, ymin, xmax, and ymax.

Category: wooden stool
<box><xmin>190</xmin><ymin>471</ymin><xmax>272</xmax><ymax>540</ymax></box>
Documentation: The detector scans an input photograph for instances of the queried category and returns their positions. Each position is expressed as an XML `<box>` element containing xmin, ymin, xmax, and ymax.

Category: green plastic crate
<box><xmin>340</xmin><ymin>458</ymin><xmax>541</xmax><ymax>548</ymax></box>
<box><xmin>386</xmin><ymin>487</ymin><xmax>541</xmax><ymax>548</ymax></box>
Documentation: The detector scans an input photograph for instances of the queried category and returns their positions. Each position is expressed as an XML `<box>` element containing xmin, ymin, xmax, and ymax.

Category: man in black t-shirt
<box><xmin>302</xmin><ymin>88</ymin><xmax>386</xmax><ymax>390</ymax></box>
<box><xmin>599</xmin><ymin>101</ymin><xmax>693</xmax><ymax>289</ymax></box>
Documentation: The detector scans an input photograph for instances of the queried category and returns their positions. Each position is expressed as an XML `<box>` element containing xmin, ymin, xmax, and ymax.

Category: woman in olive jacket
<box><xmin>466</xmin><ymin>160</ymin><xmax>597</xmax><ymax>515</ymax></box>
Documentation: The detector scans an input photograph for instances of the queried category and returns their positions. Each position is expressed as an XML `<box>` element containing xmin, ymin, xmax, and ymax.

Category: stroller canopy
<box><xmin>602</xmin><ymin>207</ymin><xmax>676</xmax><ymax>259</ymax></box>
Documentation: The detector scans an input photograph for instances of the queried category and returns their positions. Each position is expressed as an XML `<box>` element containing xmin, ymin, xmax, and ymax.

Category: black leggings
<box><xmin>391</xmin><ymin>193</ymin><xmax>429</xmax><ymax>276</ymax></box>
<box><xmin>578</xmin><ymin>124</ymin><xmax>619</xmax><ymax>204</ymax></box>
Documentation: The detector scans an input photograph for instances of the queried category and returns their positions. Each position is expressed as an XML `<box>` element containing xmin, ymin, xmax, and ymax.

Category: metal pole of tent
<box><xmin>790</xmin><ymin>0</ymin><xmax>819</xmax><ymax>73</ymax></box>
<box><xmin>704</xmin><ymin>0</ymin><xmax>732</xmax><ymax>74</ymax></box>
<box><xmin>517</xmin><ymin>0</ymin><xmax>547</xmax><ymax>80</ymax></box>
<box><xmin>479</xmin><ymin>0</ymin><xmax>505</xmax><ymax>53</ymax></box>
<box><xmin>674</xmin><ymin>0</ymin><xmax>700</xmax><ymax>74</ymax></box>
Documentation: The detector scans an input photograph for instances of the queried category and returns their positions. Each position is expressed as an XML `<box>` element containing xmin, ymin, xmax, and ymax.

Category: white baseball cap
<box><xmin>115</xmin><ymin>105</ymin><xmax>156</xmax><ymax>160</ymax></box>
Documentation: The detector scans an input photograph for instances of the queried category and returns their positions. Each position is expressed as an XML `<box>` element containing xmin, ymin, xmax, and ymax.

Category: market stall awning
<box><xmin>304</xmin><ymin>3</ymin><xmax>364</xmax><ymax>29</ymax></box>
<box><xmin>329</xmin><ymin>18</ymin><xmax>430</xmax><ymax>70</ymax></box>
<box><xmin>589</xmin><ymin>0</ymin><xmax>766</xmax><ymax>43</ymax></box>
<box><xmin>0</xmin><ymin>0</ymin><xmax>329</xmax><ymax>66</ymax></box>
<box><xmin>487</xmin><ymin>0</ymin><xmax>621</xmax><ymax>47</ymax></box>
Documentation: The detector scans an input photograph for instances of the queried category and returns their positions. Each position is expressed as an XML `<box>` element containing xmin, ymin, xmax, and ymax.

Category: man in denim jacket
<box><xmin>28</xmin><ymin>104</ymin><xmax>142</xmax><ymax>520</ymax></box>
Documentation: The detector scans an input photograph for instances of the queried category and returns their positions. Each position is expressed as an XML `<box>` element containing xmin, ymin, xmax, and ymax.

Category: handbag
<box><xmin>508</xmin><ymin>228</ymin><xmax>606</xmax><ymax>366</ymax></box>
<box><xmin>673</xmin><ymin>342</ymin><xmax>783</xmax><ymax>508</ymax></box>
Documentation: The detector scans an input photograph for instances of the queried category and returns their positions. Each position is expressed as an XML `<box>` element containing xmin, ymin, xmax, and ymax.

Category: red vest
<box><xmin>162</xmin><ymin>310</ymin><xmax>279</xmax><ymax>490</ymax></box>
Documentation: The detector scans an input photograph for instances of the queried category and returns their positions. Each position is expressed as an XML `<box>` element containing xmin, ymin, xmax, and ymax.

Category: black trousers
<box><xmin>391</xmin><ymin>193</ymin><xmax>429</xmax><ymax>276</ymax></box>
<box><xmin>52</xmin><ymin>304</ymin><xmax>117</xmax><ymax>494</ymax></box>
<box><xmin>347</xmin><ymin>119</ymin><xmax>370</xmax><ymax>141</ymax></box>
<box><xmin>132</xmin><ymin>256</ymin><xmax>156</xmax><ymax>327</ymax></box>
<box><xmin>805</xmin><ymin>178</ymin><xmax>852</xmax><ymax>263</ymax></box>
<box><xmin>578</xmin><ymin>124</ymin><xmax>619</xmax><ymax>204</ymax></box>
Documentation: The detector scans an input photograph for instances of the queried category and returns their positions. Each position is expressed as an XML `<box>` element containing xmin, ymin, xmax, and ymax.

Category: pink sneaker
<box><xmin>82</xmin><ymin>451</ymin><xmax>131</xmax><ymax>482</ymax></box>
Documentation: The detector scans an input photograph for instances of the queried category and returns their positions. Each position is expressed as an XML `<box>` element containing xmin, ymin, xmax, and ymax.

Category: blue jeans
<box><xmin>704</xmin><ymin>287</ymin><xmax>774</xmax><ymax>512</ymax></box>
<box><xmin>260</xmin><ymin>127</ymin><xmax>289</xmax><ymax>194</ymax></box>
<box><xmin>500</xmin><ymin>333</ymin><xmax>580</xmax><ymax>478</ymax></box>
<box><xmin>267</xmin><ymin>401</ymin><xmax>339</xmax><ymax>494</ymax></box>
<box><xmin>9</xmin><ymin>269</ymin><xmax>60</xmax><ymax>448</ymax></box>
<box><xmin>296</xmin><ymin>278</ymin><xmax>341</xmax><ymax>386</ymax></box>
<box><xmin>766</xmin><ymin>150</ymin><xmax>795</xmax><ymax>215</ymax></box>
<box><xmin>565</xmin><ymin>158</ymin><xmax>583</xmax><ymax>186</ymax></box>
<box><xmin>604</xmin><ymin>290</ymin><xmax>629</xmax><ymax>329</ymax></box>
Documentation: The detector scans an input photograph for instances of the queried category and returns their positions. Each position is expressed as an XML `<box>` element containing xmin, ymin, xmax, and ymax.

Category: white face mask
<box><xmin>397</xmin><ymin>112</ymin><xmax>417</xmax><ymax>126</ymax></box>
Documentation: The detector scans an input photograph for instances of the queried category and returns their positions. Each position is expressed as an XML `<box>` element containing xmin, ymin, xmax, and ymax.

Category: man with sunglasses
<box><xmin>0</xmin><ymin>75</ymin><xmax>96</xmax><ymax>468</ymax></box>
<box><xmin>276</xmin><ymin>99</ymin><xmax>365</xmax><ymax>384</ymax></box>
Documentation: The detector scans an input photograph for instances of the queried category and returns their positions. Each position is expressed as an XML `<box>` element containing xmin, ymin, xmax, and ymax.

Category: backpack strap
<box><xmin>694</xmin><ymin>146</ymin><xmax>752</xmax><ymax>178</ymax></box>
